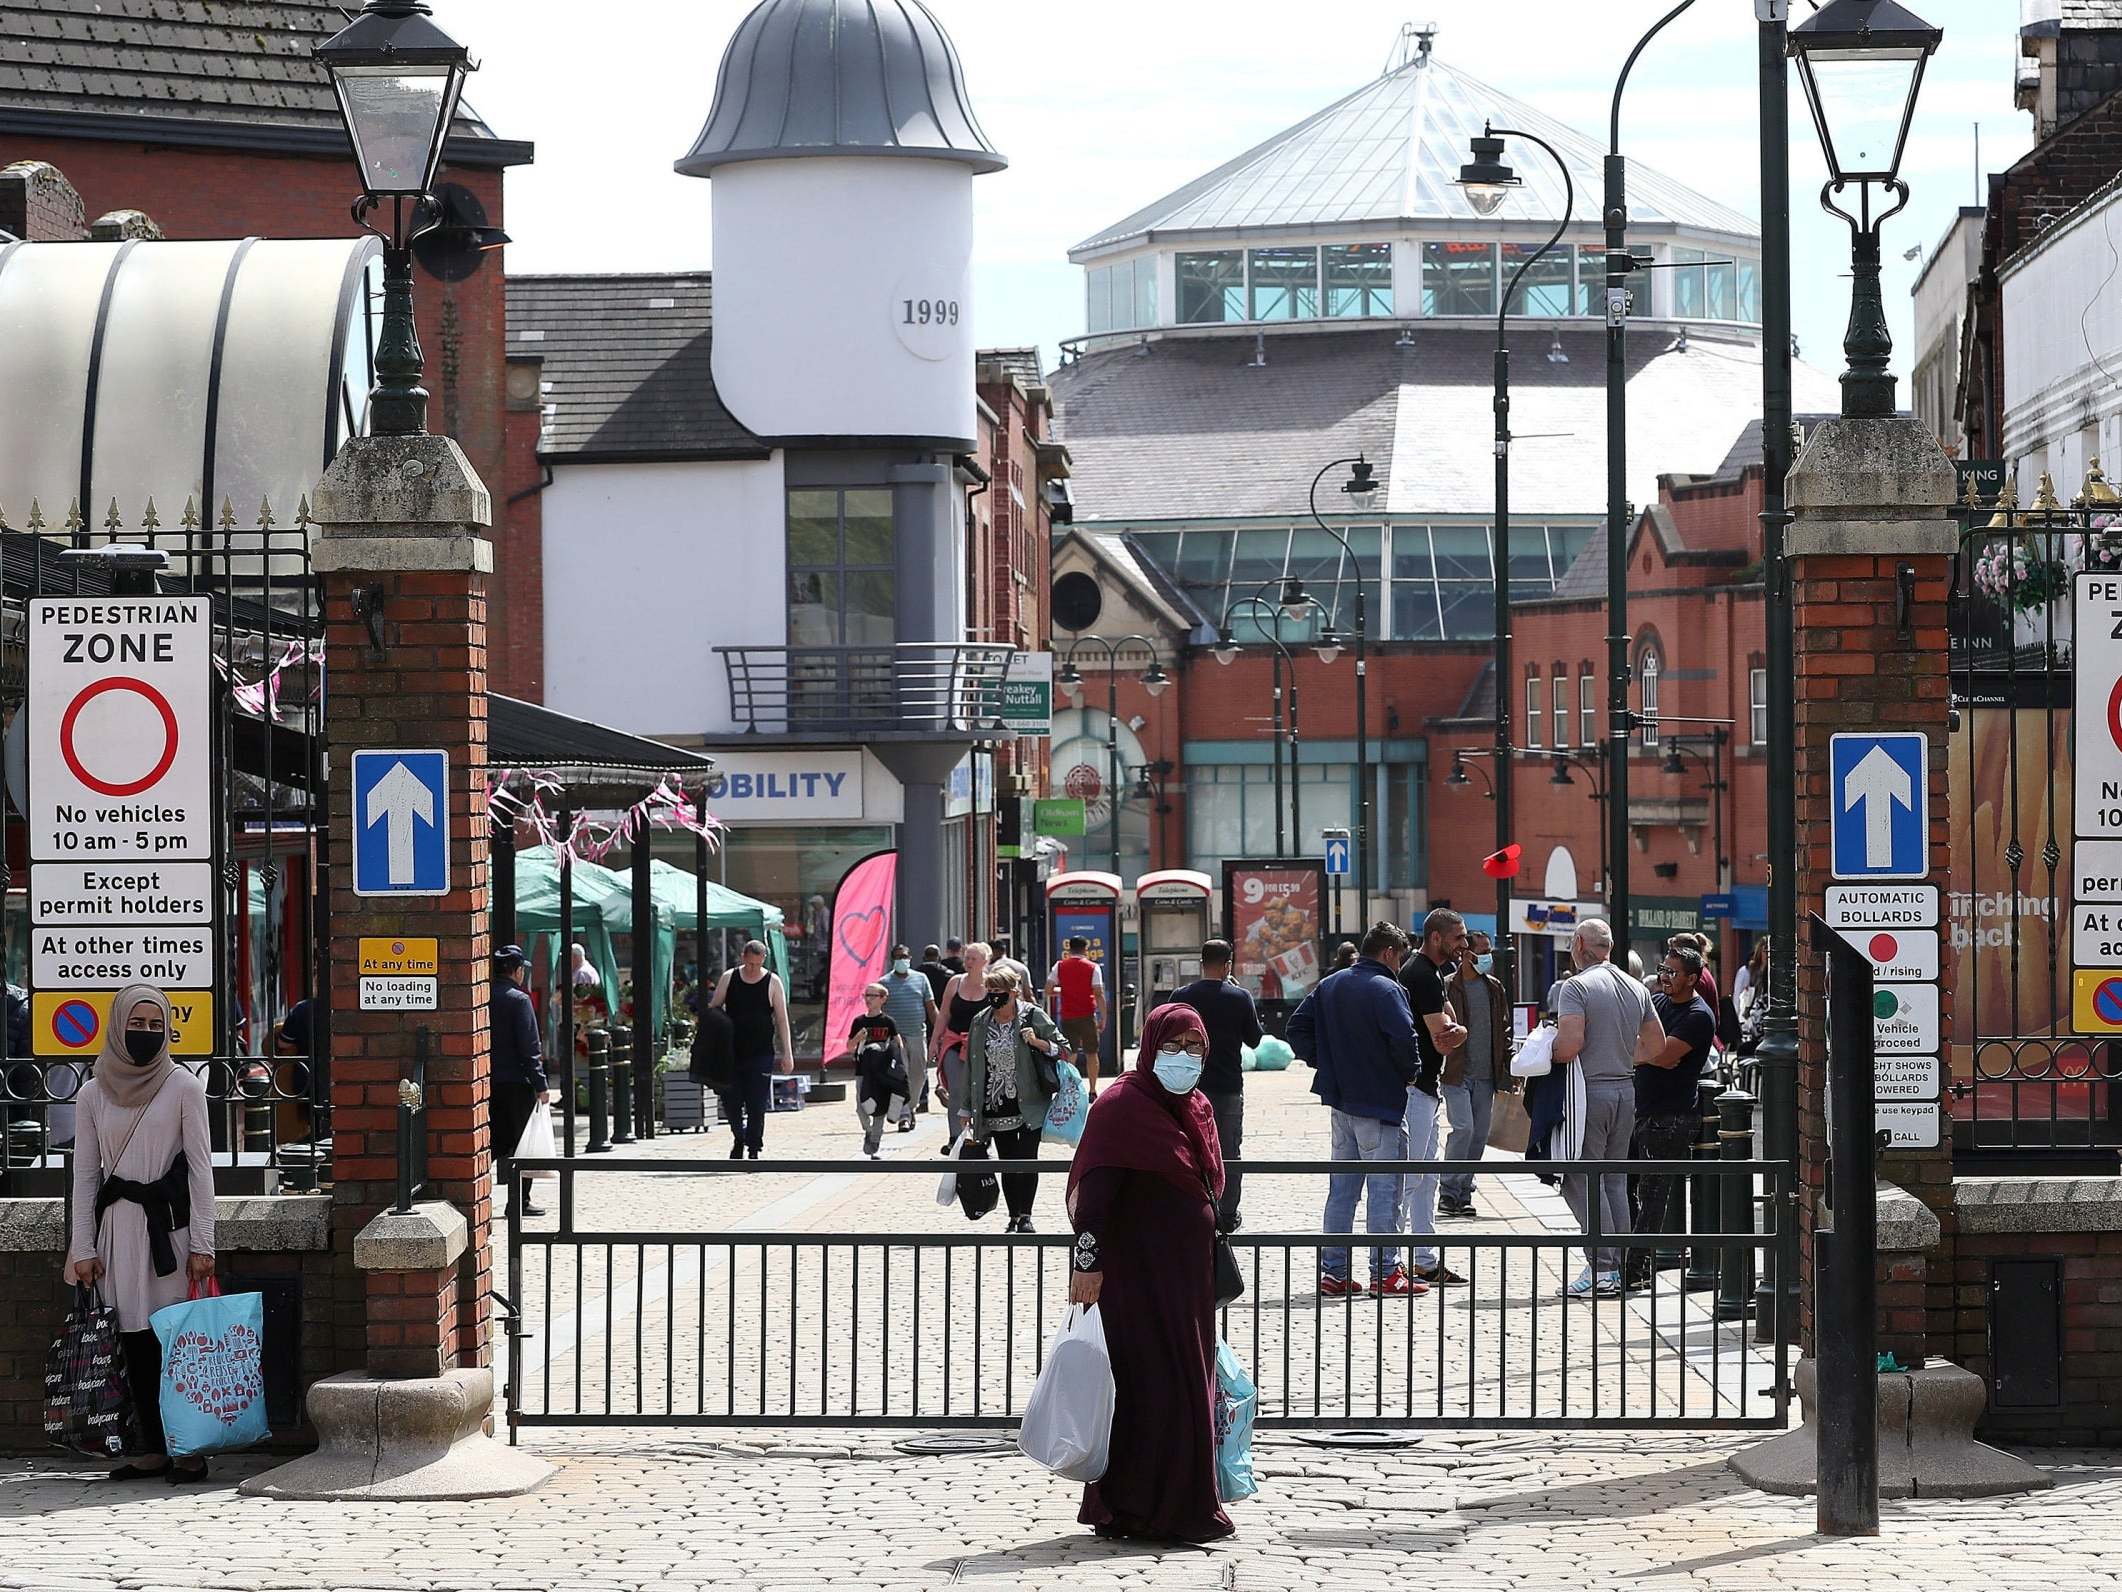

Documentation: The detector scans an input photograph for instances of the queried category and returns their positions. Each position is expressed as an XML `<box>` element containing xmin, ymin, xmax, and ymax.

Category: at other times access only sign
<box><xmin>28</xmin><ymin>598</ymin><xmax>211</xmax><ymax>862</ymax></box>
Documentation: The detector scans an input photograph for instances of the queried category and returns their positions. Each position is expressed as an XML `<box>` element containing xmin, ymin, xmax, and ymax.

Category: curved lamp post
<box><xmin>1457</xmin><ymin>122</ymin><xmax>1574</xmax><ymax>1003</ymax></box>
<box><xmin>317</xmin><ymin>0</ymin><xmax>475</xmax><ymax>437</ymax></box>
<box><xmin>1282</xmin><ymin>458</ymin><xmax>1380</xmax><ymax>908</ymax></box>
<box><xmin>1213</xmin><ymin>595</ymin><xmax>1311</xmax><ymax>855</ymax></box>
<box><xmin>1060</xmin><ymin>635</ymin><xmax>1167</xmax><ymax>877</ymax></box>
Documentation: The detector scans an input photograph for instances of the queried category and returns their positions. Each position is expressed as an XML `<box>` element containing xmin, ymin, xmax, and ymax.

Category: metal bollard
<box><xmin>1716</xmin><ymin>1087</ymin><xmax>1757</xmax><ymax>1321</ymax></box>
<box><xmin>585</xmin><ymin>1030</ymin><xmax>612</xmax><ymax>1154</ymax></box>
<box><xmin>1684</xmin><ymin>1076</ymin><xmax>1724</xmax><ymax>1289</ymax></box>
<box><xmin>609</xmin><ymin>1024</ymin><xmax>635</xmax><ymax>1145</ymax></box>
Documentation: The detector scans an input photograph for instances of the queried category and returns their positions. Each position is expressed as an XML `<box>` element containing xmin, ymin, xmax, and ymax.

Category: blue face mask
<box><xmin>1152</xmin><ymin>1045</ymin><xmax>1204</xmax><ymax>1095</ymax></box>
<box><xmin>1475</xmin><ymin>954</ymin><xmax>1493</xmax><ymax>975</ymax></box>
<box><xmin>891</xmin><ymin>958</ymin><xmax>911</xmax><ymax>976</ymax></box>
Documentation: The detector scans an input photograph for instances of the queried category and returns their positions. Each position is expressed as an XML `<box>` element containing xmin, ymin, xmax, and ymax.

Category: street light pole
<box><xmin>1306</xmin><ymin>459</ymin><xmax>1379</xmax><ymax>911</ymax></box>
<box><xmin>1459</xmin><ymin>124</ymin><xmax>1574</xmax><ymax>1005</ymax></box>
<box><xmin>1061</xmin><ymin>634</ymin><xmax>1168</xmax><ymax>879</ymax></box>
<box><xmin>1607</xmin><ymin>0</ymin><xmax>1700</xmax><ymax>966</ymax></box>
<box><xmin>1218</xmin><ymin>595</ymin><xmax>1305</xmax><ymax>854</ymax></box>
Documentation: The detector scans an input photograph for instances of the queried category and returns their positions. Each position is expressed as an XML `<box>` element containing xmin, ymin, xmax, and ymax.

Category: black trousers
<box><xmin>121</xmin><ymin>1329</ymin><xmax>165</xmax><ymax>1456</ymax></box>
<box><xmin>720</xmin><ymin>1067</ymin><xmax>773</xmax><ymax>1153</ymax></box>
<box><xmin>491</xmin><ymin>1081</ymin><xmax>541</xmax><ymax>1207</ymax></box>
<box><xmin>1628</xmin><ymin>1110</ymin><xmax>1699</xmax><ymax>1275</ymax></box>
<box><xmin>992</xmin><ymin>1124</ymin><xmax>1043</xmax><ymax>1219</ymax></box>
<box><xmin>1205</xmin><ymin>1089</ymin><xmax>1244</xmax><ymax>1231</ymax></box>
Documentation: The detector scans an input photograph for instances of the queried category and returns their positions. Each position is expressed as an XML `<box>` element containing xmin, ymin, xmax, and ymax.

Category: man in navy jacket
<box><xmin>1288</xmin><ymin>921</ymin><xmax>1426</xmax><ymax>1297</ymax></box>
<box><xmin>491</xmin><ymin>946</ymin><xmax>549</xmax><ymax>1217</ymax></box>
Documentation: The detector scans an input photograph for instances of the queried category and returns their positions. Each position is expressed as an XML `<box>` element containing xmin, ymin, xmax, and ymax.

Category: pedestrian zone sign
<box><xmin>1324</xmin><ymin>835</ymin><xmax>1350</xmax><ymax>876</ymax></box>
<box><xmin>351</xmin><ymin>750</ymin><xmax>451</xmax><ymax>897</ymax></box>
<box><xmin>1828</xmin><ymin>732</ymin><xmax>1928</xmax><ymax>881</ymax></box>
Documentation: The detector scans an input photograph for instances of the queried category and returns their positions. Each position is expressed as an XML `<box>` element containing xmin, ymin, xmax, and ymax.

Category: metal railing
<box><xmin>501</xmin><ymin>1155</ymin><xmax>1791</xmax><ymax>1440</ymax></box>
<box><xmin>716</xmin><ymin>643</ymin><xmax>1017</xmax><ymax>736</ymax></box>
<box><xmin>1949</xmin><ymin>476</ymin><xmax>2122</xmax><ymax>1161</ymax></box>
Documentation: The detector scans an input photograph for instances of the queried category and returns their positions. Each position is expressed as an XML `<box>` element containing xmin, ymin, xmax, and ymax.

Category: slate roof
<box><xmin>1049</xmin><ymin>324</ymin><xmax>1842</xmax><ymax>524</ymax></box>
<box><xmin>506</xmin><ymin>273</ymin><xmax>767</xmax><ymax>463</ymax></box>
<box><xmin>1073</xmin><ymin>50</ymin><xmax>1755</xmax><ymax>258</ymax></box>
<box><xmin>979</xmin><ymin>347</ymin><xmax>1046</xmax><ymax>390</ymax></box>
<box><xmin>0</xmin><ymin>0</ymin><xmax>527</xmax><ymax>164</ymax></box>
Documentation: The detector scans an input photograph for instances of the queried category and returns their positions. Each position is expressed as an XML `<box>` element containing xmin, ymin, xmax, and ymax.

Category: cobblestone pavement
<box><xmin>4</xmin><ymin>1070</ymin><xmax>2108</xmax><ymax>1589</ymax></box>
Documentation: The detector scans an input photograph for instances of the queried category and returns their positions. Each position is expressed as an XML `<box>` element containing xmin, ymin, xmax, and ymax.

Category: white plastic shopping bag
<box><xmin>1017</xmin><ymin>1304</ymin><xmax>1115</xmax><ymax>1483</ymax></box>
<box><xmin>1510</xmin><ymin>1023</ymin><xmax>1556</xmax><ymax>1079</ymax></box>
<box><xmin>937</xmin><ymin>1130</ymin><xmax>971</xmax><ymax>1207</ymax></box>
<box><xmin>514</xmin><ymin>1101</ymin><xmax>558</xmax><ymax>1181</ymax></box>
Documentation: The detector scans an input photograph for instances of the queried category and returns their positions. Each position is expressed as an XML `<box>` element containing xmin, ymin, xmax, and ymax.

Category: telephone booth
<box><xmin>1135</xmin><ymin>870</ymin><xmax>1214</xmax><ymax>1029</ymax></box>
<box><xmin>1045</xmin><ymin>871</ymin><xmax>1124</xmax><ymax>1081</ymax></box>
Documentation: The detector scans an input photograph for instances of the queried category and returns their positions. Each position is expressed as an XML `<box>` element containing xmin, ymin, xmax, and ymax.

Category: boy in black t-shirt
<box><xmin>849</xmin><ymin>984</ymin><xmax>909</xmax><ymax>1157</ymax></box>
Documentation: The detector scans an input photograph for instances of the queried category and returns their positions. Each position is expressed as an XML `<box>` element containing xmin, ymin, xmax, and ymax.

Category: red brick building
<box><xmin>0</xmin><ymin>0</ymin><xmax>538</xmax><ymax>692</ymax></box>
<box><xmin>1427</xmin><ymin>419</ymin><xmax>1827</xmax><ymax>992</ymax></box>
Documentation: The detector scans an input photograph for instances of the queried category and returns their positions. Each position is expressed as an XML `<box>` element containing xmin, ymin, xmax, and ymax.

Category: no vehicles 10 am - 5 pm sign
<box><xmin>28</xmin><ymin>598</ymin><xmax>212</xmax><ymax>862</ymax></box>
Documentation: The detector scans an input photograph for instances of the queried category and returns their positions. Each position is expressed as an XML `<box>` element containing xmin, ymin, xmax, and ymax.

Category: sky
<box><xmin>446</xmin><ymin>0</ymin><xmax>2032</xmax><ymax>382</ymax></box>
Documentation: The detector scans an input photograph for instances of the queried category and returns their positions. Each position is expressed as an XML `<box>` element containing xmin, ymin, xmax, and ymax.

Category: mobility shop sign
<box><xmin>28</xmin><ymin>598</ymin><xmax>212</xmax><ymax>861</ymax></box>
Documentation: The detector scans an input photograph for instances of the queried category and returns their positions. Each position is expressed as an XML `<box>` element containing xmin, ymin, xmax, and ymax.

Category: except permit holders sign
<box><xmin>29</xmin><ymin>862</ymin><xmax>213</xmax><ymax>926</ymax></box>
<box><xmin>34</xmin><ymin>990</ymin><xmax>214</xmax><ymax>1056</ymax></box>
<box><xmin>27</xmin><ymin>597</ymin><xmax>212</xmax><ymax>862</ymax></box>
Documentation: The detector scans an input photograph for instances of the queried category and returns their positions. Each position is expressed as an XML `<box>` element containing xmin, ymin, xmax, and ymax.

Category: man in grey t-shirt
<box><xmin>1552</xmin><ymin>918</ymin><xmax>1664</xmax><ymax>1298</ymax></box>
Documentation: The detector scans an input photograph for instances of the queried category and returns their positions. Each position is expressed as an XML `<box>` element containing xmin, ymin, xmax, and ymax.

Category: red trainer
<box><xmin>1369</xmin><ymin>1268</ymin><xmax>1430</xmax><ymax>1297</ymax></box>
<box><xmin>1318</xmin><ymin>1272</ymin><xmax>1361</xmax><ymax>1297</ymax></box>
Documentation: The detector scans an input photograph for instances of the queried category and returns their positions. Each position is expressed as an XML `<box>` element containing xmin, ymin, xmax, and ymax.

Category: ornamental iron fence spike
<box><xmin>2032</xmin><ymin>472</ymin><xmax>2063</xmax><ymax>515</ymax></box>
<box><xmin>295</xmin><ymin>493</ymin><xmax>313</xmax><ymax>530</ymax></box>
<box><xmin>103</xmin><ymin>498</ymin><xmax>123</xmax><ymax>536</ymax></box>
<box><xmin>257</xmin><ymin>496</ymin><xmax>275</xmax><ymax>532</ymax></box>
<box><xmin>218</xmin><ymin>497</ymin><xmax>238</xmax><ymax>533</ymax></box>
<box><xmin>180</xmin><ymin>497</ymin><xmax>200</xmax><ymax>533</ymax></box>
<box><xmin>63</xmin><ymin>500</ymin><xmax>83</xmax><ymax>537</ymax></box>
<box><xmin>0</xmin><ymin>499</ymin><xmax>9</xmax><ymax>532</ymax></box>
<box><xmin>142</xmin><ymin>496</ymin><xmax>160</xmax><ymax>532</ymax></box>
<box><xmin>26</xmin><ymin>499</ymin><xmax>45</xmax><ymax>534</ymax></box>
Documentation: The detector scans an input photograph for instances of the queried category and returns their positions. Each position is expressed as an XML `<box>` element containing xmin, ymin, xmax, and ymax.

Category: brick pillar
<box><xmin>313</xmin><ymin>434</ymin><xmax>493</xmax><ymax>1377</ymax></box>
<box><xmin>1787</xmin><ymin>417</ymin><xmax>1958</xmax><ymax>1359</ymax></box>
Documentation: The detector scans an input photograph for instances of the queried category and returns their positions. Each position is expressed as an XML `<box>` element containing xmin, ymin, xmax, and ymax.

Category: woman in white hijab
<box><xmin>64</xmin><ymin>984</ymin><xmax>216</xmax><ymax>1482</ymax></box>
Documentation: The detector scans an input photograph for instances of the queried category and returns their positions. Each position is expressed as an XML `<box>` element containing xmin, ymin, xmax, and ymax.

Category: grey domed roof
<box><xmin>676</xmin><ymin>0</ymin><xmax>1005</xmax><ymax>178</ymax></box>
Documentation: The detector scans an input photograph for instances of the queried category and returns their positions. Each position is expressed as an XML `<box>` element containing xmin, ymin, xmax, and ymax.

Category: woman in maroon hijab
<box><xmin>1065</xmin><ymin>1002</ymin><xmax>1234</xmax><ymax>1542</ymax></box>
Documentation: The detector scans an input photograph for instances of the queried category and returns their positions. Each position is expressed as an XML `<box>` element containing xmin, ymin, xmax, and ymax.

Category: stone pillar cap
<box><xmin>353</xmin><ymin>1201</ymin><xmax>469</xmax><ymax>1272</ymax></box>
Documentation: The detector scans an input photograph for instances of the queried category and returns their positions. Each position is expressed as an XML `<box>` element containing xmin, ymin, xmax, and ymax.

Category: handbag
<box><xmin>1206</xmin><ymin>1168</ymin><xmax>1244</xmax><ymax>1307</ymax></box>
<box><xmin>149</xmin><ymin>1277</ymin><xmax>269</xmax><ymax>1458</ymax></box>
<box><xmin>43</xmin><ymin>1283</ymin><xmax>134</xmax><ymax>1459</ymax></box>
<box><xmin>513</xmin><ymin>1098</ymin><xmax>557</xmax><ymax>1182</ymax></box>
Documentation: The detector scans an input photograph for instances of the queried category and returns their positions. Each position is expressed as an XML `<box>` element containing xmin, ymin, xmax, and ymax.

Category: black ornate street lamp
<box><xmin>1214</xmin><ymin>594</ymin><xmax>1311</xmax><ymax>856</ymax></box>
<box><xmin>317</xmin><ymin>0</ymin><xmax>476</xmax><ymax>437</ymax></box>
<box><xmin>1790</xmin><ymin>0</ymin><xmax>1943</xmax><ymax>418</ymax></box>
<box><xmin>1294</xmin><ymin>458</ymin><xmax>1379</xmax><ymax>911</ymax></box>
<box><xmin>1458</xmin><ymin>121</ymin><xmax>1573</xmax><ymax>1006</ymax></box>
<box><xmin>1061</xmin><ymin>634</ymin><xmax>1166</xmax><ymax>877</ymax></box>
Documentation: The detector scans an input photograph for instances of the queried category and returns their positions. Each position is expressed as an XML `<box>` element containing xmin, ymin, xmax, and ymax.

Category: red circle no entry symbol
<box><xmin>1868</xmin><ymin>932</ymin><xmax>1899</xmax><ymax>963</ymax></box>
<box><xmin>2096</xmin><ymin>978</ymin><xmax>2122</xmax><ymax>1027</ymax></box>
<box><xmin>52</xmin><ymin>999</ymin><xmax>98</xmax><ymax>1050</ymax></box>
<box><xmin>59</xmin><ymin>676</ymin><xmax>179</xmax><ymax>798</ymax></box>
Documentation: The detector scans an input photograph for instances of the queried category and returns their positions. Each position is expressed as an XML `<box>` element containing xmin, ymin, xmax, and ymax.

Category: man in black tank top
<box><xmin>709</xmin><ymin>940</ymin><xmax>794</xmax><ymax>1160</ymax></box>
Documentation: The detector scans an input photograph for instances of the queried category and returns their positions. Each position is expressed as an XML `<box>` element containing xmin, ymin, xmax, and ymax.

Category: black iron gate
<box><xmin>502</xmin><ymin>1153</ymin><xmax>1791</xmax><ymax>1438</ymax></box>
<box><xmin>1949</xmin><ymin>468</ymin><xmax>2120</xmax><ymax>1167</ymax></box>
<box><xmin>0</xmin><ymin>495</ymin><xmax>331</xmax><ymax>1194</ymax></box>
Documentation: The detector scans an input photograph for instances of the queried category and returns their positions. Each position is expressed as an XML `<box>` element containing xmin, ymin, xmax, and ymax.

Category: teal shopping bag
<box><xmin>1043</xmin><ymin>1059</ymin><xmax>1090</xmax><ymax>1146</ymax></box>
<box><xmin>1213</xmin><ymin>1338</ymin><xmax>1258</xmax><ymax>1502</ymax></box>
<box><xmin>149</xmin><ymin>1279</ymin><xmax>269</xmax><ymax>1458</ymax></box>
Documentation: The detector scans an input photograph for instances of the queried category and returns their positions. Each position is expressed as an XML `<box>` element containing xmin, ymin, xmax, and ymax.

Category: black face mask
<box><xmin>124</xmin><ymin>1030</ymin><xmax>164</xmax><ymax>1066</ymax></box>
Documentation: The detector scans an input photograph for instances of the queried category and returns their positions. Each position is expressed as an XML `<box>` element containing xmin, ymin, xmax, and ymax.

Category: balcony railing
<box><xmin>717</xmin><ymin>643</ymin><xmax>1018</xmax><ymax>736</ymax></box>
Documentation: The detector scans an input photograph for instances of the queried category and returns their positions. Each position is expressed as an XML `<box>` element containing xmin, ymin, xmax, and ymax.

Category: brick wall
<box><xmin>0</xmin><ymin>158</ymin><xmax>86</xmax><ymax>240</ymax></box>
<box><xmin>322</xmin><ymin>563</ymin><xmax>493</xmax><ymax>1372</ymax></box>
<box><xmin>1790</xmin><ymin>550</ymin><xmax>1956</xmax><ymax>1357</ymax></box>
<box><xmin>1955</xmin><ymin>1228</ymin><xmax>2122</xmax><ymax>1445</ymax></box>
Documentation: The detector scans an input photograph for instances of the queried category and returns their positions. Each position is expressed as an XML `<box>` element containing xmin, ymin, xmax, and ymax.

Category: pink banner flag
<box><xmin>825</xmin><ymin>849</ymin><xmax>897</xmax><ymax>1067</ymax></box>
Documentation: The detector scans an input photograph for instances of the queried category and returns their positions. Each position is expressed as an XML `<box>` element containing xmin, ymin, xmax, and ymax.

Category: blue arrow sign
<box><xmin>1324</xmin><ymin>836</ymin><xmax>1350</xmax><ymax>876</ymax></box>
<box><xmin>1829</xmin><ymin>732</ymin><xmax>1928</xmax><ymax>881</ymax></box>
<box><xmin>352</xmin><ymin>749</ymin><xmax>451</xmax><ymax>897</ymax></box>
